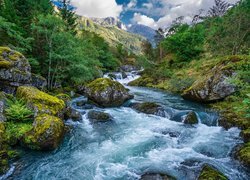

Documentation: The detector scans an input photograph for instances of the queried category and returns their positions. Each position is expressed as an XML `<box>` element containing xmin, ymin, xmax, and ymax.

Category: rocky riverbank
<box><xmin>128</xmin><ymin>55</ymin><xmax>250</xmax><ymax>168</ymax></box>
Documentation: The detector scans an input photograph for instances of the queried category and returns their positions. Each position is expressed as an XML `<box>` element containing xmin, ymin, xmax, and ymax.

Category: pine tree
<box><xmin>58</xmin><ymin>0</ymin><xmax>77</xmax><ymax>34</ymax></box>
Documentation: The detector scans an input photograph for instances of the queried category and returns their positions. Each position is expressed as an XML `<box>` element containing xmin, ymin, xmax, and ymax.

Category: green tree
<box><xmin>206</xmin><ymin>0</ymin><xmax>250</xmax><ymax>55</ymax></box>
<box><xmin>58</xmin><ymin>0</ymin><xmax>77</xmax><ymax>34</ymax></box>
<box><xmin>0</xmin><ymin>16</ymin><xmax>30</xmax><ymax>52</ymax></box>
<box><xmin>162</xmin><ymin>24</ymin><xmax>205</xmax><ymax>62</ymax></box>
<box><xmin>32</xmin><ymin>15</ymin><xmax>101</xmax><ymax>88</ymax></box>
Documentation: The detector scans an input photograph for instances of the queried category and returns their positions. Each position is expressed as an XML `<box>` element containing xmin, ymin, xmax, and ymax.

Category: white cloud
<box><xmin>129</xmin><ymin>0</ymin><xmax>240</xmax><ymax>29</ymax></box>
<box><xmin>127</xmin><ymin>0</ymin><xmax>137</xmax><ymax>8</ymax></box>
<box><xmin>142</xmin><ymin>3</ymin><xmax>153</xmax><ymax>9</ymax></box>
<box><xmin>71</xmin><ymin>0</ymin><xmax>123</xmax><ymax>18</ymax></box>
<box><xmin>132</xmin><ymin>13</ymin><xmax>158</xmax><ymax>29</ymax></box>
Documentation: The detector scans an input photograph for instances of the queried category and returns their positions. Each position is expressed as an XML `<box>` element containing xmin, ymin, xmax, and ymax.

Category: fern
<box><xmin>5</xmin><ymin>98</ymin><xmax>33</xmax><ymax>122</ymax></box>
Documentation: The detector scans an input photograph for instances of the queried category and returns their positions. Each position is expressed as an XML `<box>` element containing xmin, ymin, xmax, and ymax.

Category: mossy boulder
<box><xmin>87</xmin><ymin>110</ymin><xmax>112</xmax><ymax>122</ymax></box>
<box><xmin>198</xmin><ymin>165</ymin><xmax>228</xmax><ymax>180</ymax></box>
<box><xmin>140</xmin><ymin>173</ymin><xmax>176</xmax><ymax>180</ymax></box>
<box><xmin>85</xmin><ymin>78</ymin><xmax>133</xmax><ymax>107</ymax></box>
<box><xmin>182</xmin><ymin>66</ymin><xmax>236</xmax><ymax>103</ymax></box>
<box><xmin>128</xmin><ymin>76</ymin><xmax>154</xmax><ymax>87</ymax></box>
<box><xmin>183</xmin><ymin>111</ymin><xmax>199</xmax><ymax>124</ymax></box>
<box><xmin>0</xmin><ymin>47</ymin><xmax>32</xmax><ymax>94</ymax></box>
<box><xmin>240</xmin><ymin>129</ymin><xmax>250</xmax><ymax>143</ymax></box>
<box><xmin>16</xmin><ymin>86</ymin><xmax>65</xmax><ymax>117</ymax></box>
<box><xmin>22</xmin><ymin>114</ymin><xmax>64</xmax><ymax>151</ymax></box>
<box><xmin>235</xmin><ymin>143</ymin><xmax>250</xmax><ymax>168</ymax></box>
<box><xmin>130</xmin><ymin>102</ymin><xmax>166</xmax><ymax>117</ymax></box>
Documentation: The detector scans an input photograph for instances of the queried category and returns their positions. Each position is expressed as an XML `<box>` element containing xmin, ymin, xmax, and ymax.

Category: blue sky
<box><xmin>71</xmin><ymin>0</ymin><xmax>239</xmax><ymax>29</ymax></box>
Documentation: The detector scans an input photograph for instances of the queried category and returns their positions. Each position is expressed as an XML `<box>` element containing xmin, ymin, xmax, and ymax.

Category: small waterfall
<box><xmin>104</xmin><ymin>70</ymin><xmax>142</xmax><ymax>84</ymax></box>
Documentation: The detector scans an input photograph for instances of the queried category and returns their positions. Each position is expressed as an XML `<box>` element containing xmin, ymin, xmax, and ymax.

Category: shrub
<box><xmin>5</xmin><ymin>98</ymin><xmax>33</xmax><ymax>122</ymax></box>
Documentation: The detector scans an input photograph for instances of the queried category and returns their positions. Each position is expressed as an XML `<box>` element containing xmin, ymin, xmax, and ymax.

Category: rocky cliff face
<box><xmin>0</xmin><ymin>47</ymin><xmax>46</xmax><ymax>93</ymax></box>
<box><xmin>90</xmin><ymin>17</ymin><xmax>127</xmax><ymax>30</ymax></box>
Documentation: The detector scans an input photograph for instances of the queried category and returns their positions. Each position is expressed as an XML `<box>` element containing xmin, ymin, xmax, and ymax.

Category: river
<box><xmin>5</xmin><ymin>72</ymin><xmax>250</xmax><ymax>180</ymax></box>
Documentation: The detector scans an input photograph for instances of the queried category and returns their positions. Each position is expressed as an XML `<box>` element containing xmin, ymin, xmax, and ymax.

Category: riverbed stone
<box><xmin>22</xmin><ymin>114</ymin><xmax>64</xmax><ymax>151</ymax></box>
<box><xmin>65</xmin><ymin>108</ymin><xmax>82</xmax><ymax>121</ymax></box>
<box><xmin>183</xmin><ymin>111</ymin><xmax>199</xmax><ymax>124</ymax></box>
<box><xmin>85</xmin><ymin>78</ymin><xmax>133</xmax><ymax>107</ymax></box>
<box><xmin>140</xmin><ymin>173</ymin><xmax>176</xmax><ymax>180</ymax></box>
<box><xmin>130</xmin><ymin>102</ymin><xmax>166</xmax><ymax>117</ymax></box>
<box><xmin>198</xmin><ymin>164</ymin><xmax>227</xmax><ymax>180</ymax></box>
<box><xmin>87</xmin><ymin>110</ymin><xmax>112</xmax><ymax>122</ymax></box>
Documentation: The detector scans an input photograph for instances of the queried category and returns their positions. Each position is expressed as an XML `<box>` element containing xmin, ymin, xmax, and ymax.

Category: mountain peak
<box><xmin>90</xmin><ymin>17</ymin><xmax>127</xmax><ymax>30</ymax></box>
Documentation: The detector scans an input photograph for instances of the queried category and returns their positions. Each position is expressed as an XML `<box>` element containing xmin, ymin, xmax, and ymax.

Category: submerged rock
<box><xmin>22</xmin><ymin>114</ymin><xmax>64</xmax><ymax>151</ymax></box>
<box><xmin>198</xmin><ymin>164</ymin><xmax>227</xmax><ymax>180</ymax></box>
<box><xmin>16</xmin><ymin>86</ymin><xmax>65</xmax><ymax>117</ymax></box>
<box><xmin>87</xmin><ymin>110</ymin><xmax>112</xmax><ymax>122</ymax></box>
<box><xmin>85</xmin><ymin>78</ymin><xmax>133</xmax><ymax>107</ymax></box>
<box><xmin>182</xmin><ymin>66</ymin><xmax>236</xmax><ymax>103</ymax></box>
<box><xmin>140</xmin><ymin>173</ymin><xmax>176</xmax><ymax>180</ymax></box>
<box><xmin>130</xmin><ymin>102</ymin><xmax>166</xmax><ymax>117</ymax></box>
<box><xmin>183</xmin><ymin>111</ymin><xmax>199</xmax><ymax>124</ymax></box>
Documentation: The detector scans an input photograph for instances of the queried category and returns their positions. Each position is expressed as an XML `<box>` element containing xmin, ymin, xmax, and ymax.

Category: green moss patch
<box><xmin>16</xmin><ymin>86</ymin><xmax>65</xmax><ymax>116</ymax></box>
<box><xmin>236</xmin><ymin>143</ymin><xmax>250</xmax><ymax>167</ymax></box>
<box><xmin>5</xmin><ymin>121</ymin><xmax>33</xmax><ymax>146</ymax></box>
<box><xmin>22</xmin><ymin>114</ymin><xmax>64</xmax><ymax>150</ymax></box>
<box><xmin>86</xmin><ymin>78</ymin><xmax>125</xmax><ymax>92</ymax></box>
<box><xmin>198</xmin><ymin>165</ymin><xmax>228</xmax><ymax>180</ymax></box>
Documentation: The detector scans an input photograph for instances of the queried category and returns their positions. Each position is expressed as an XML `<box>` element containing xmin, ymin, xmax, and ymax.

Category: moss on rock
<box><xmin>183</xmin><ymin>111</ymin><xmax>199</xmax><ymax>124</ymax></box>
<box><xmin>16</xmin><ymin>86</ymin><xmax>65</xmax><ymax>117</ymax></box>
<box><xmin>240</xmin><ymin>129</ymin><xmax>250</xmax><ymax>143</ymax></box>
<box><xmin>198</xmin><ymin>165</ymin><xmax>228</xmax><ymax>180</ymax></box>
<box><xmin>22</xmin><ymin>114</ymin><xmax>64</xmax><ymax>151</ymax></box>
<box><xmin>235</xmin><ymin>143</ymin><xmax>250</xmax><ymax>168</ymax></box>
<box><xmin>131</xmin><ymin>102</ymin><xmax>166</xmax><ymax>117</ymax></box>
<box><xmin>5</xmin><ymin>122</ymin><xmax>33</xmax><ymax>146</ymax></box>
<box><xmin>85</xmin><ymin>78</ymin><xmax>133</xmax><ymax>107</ymax></box>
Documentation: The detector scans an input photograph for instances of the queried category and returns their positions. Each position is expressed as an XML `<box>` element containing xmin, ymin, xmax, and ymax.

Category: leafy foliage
<box><xmin>5</xmin><ymin>98</ymin><xmax>33</xmax><ymax>122</ymax></box>
<box><xmin>162</xmin><ymin>24</ymin><xmax>205</xmax><ymax>62</ymax></box>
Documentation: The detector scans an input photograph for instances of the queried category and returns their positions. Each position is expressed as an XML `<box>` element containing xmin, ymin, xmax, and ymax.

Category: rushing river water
<box><xmin>4</xmin><ymin>72</ymin><xmax>250</xmax><ymax>180</ymax></box>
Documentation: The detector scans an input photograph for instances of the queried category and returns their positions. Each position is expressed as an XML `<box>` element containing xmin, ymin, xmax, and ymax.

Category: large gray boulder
<box><xmin>182</xmin><ymin>66</ymin><xmax>236</xmax><ymax>103</ymax></box>
<box><xmin>0</xmin><ymin>47</ymin><xmax>46</xmax><ymax>93</ymax></box>
<box><xmin>85</xmin><ymin>78</ymin><xmax>133</xmax><ymax>107</ymax></box>
<box><xmin>0</xmin><ymin>47</ymin><xmax>31</xmax><ymax>94</ymax></box>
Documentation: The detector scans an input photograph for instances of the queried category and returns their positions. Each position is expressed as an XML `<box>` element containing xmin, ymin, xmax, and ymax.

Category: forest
<box><xmin>0</xmin><ymin>0</ymin><xmax>249</xmax><ymax>179</ymax></box>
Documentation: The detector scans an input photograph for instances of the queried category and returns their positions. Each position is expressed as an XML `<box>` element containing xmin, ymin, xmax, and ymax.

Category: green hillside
<box><xmin>77</xmin><ymin>17</ymin><xmax>146</xmax><ymax>54</ymax></box>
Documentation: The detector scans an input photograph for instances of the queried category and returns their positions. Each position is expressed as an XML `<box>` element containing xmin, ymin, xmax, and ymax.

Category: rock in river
<box><xmin>140</xmin><ymin>173</ymin><xmax>176</xmax><ymax>180</ymax></box>
<box><xmin>183</xmin><ymin>111</ymin><xmax>199</xmax><ymax>124</ymax></box>
<box><xmin>130</xmin><ymin>102</ymin><xmax>166</xmax><ymax>117</ymax></box>
<box><xmin>85</xmin><ymin>78</ymin><xmax>133</xmax><ymax>107</ymax></box>
<box><xmin>87</xmin><ymin>110</ymin><xmax>112</xmax><ymax>122</ymax></box>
